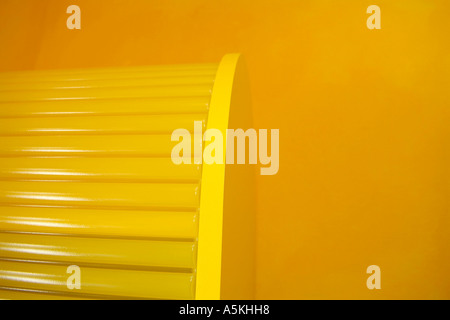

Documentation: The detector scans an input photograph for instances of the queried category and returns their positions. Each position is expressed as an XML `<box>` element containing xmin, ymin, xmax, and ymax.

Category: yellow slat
<box><xmin>0</xmin><ymin>85</ymin><xmax>212</xmax><ymax>102</ymax></box>
<box><xmin>0</xmin><ymin>97</ymin><xmax>210</xmax><ymax>118</ymax></box>
<box><xmin>0</xmin><ymin>158</ymin><xmax>201</xmax><ymax>182</ymax></box>
<box><xmin>0</xmin><ymin>114</ymin><xmax>205</xmax><ymax>136</ymax></box>
<box><xmin>0</xmin><ymin>181</ymin><xmax>199</xmax><ymax>209</ymax></box>
<box><xmin>0</xmin><ymin>288</ymin><xmax>91</xmax><ymax>300</ymax></box>
<box><xmin>0</xmin><ymin>75</ymin><xmax>215</xmax><ymax>91</ymax></box>
<box><xmin>0</xmin><ymin>135</ymin><xmax>182</xmax><ymax>157</ymax></box>
<box><xmin>0</xmin><ymin>233</ymin><xmax>196</xmax><ymax>269</ymax></box>
<box><xmin>0</xmin><ymin>260</ymin><xmax>195</xmax><ymax>299</ymax></box>
<box><xmin>0</xmin><ymin>206</ymin><xmax>198</xmax><ymax>239</ymax></box>
<box><xmin>0</xmin><ymin>69</ymin><xmax>217</xmax><ymax>84</ymax></box>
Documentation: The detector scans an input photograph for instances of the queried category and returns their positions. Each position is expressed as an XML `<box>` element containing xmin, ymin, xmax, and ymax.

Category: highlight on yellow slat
<box><xmin>0</xmin><ymin>135</ymin><xmax>181</xmax><ymax>157</ymax></box>
<box><xmin>0</xmin><ymin>181</ymin><xmax>199</xmax><ymax>209</ymax></box>
<box><xmin>0</xmin><ymin>260</ymin><xmax>195</xmax><ymax>300</ymax></box>
<box><xmin>0</xmin><ymin>233</ymin><xmax>196</xmax><ymax>269</ymax></box>
<box><xmin>0</xmin><ymin>54</ymin><xmax>255</xmax><ymax>300</ymax></box>
<box><xmin>0</xmin><ymin>75</ymin><xmax>215</xmax><ymax>91</ymax></box>
<box><xmin>0</xmin><ymin>114</ymin><xmax>206</xmax><ymax>135</ymax></box>
<box><xmin>0</xmin><ymin>158</ymin><xmax>201</xmax><ymax>182</ymax></box>
<box><xmin>0</xmin><ymin>288</ymin><xmax>94</xmax><ymax>300</ymax></box>
<box><xmin>0</xmin><ymin>97</ymin><xmax>211</xmax><ymax>118</ymax></box>
<box><xmin>0</xmin><ymin>207</ymin><xmax>198</xmax><ymax>239</ymax></box>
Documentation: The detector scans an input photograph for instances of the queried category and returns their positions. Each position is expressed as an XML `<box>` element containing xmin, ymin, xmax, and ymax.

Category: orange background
<box><xmin>0</xmin><ymin>0</ymin><xmax>449</xmax><ymax>299</ymax></box>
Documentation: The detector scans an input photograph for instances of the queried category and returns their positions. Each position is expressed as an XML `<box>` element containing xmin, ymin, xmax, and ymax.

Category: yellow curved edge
<box><xmin>195</xmin><ymin>53</ymin><xmax>242</xmax><ymax>300</ymax></box>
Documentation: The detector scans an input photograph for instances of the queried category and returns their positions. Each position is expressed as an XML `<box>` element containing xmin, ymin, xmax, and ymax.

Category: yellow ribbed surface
<box><xmin>0</xmin><ymin>63</ymin><xmax>217</xmax><ymax>299</ymax></box>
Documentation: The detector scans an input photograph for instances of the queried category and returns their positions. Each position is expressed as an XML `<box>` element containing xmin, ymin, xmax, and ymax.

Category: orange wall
<box><xmin>0</xmin><ymin>0</ymin><xmax>449</xmax><ymax>299</ymax></box>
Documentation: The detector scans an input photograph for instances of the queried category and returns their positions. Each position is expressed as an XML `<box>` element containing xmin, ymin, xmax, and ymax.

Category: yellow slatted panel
<box><xmin>0</xmin><ymin>62</ymin><xmax>218</xmax><ymax>299</ymax></box>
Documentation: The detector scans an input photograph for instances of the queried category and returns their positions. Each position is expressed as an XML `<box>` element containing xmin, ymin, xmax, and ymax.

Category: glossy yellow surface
<box><xmin>0</xmin><ymin>158</ymin><xmax>201</xmax><ymax>182</ymax></box>
<box><xmin>0</xmin><ymin>97</ymin><xmax>210</xmax><ymax>118</ymax></box>
<box><xmin>0</xmin><ymin>115</ymin><xmax>206</xmax><ymax>135</ymax></box>
<box><xmin>0</xmin><ymin>288</ymin><xmax>93</xmax><ymax>300</ymax></box>
<box><xmin>0</xmin><ymin>260</ymin><xmax>195</xmax><ymax>299</ymax></box>
<box><xmin>0</xmin><ymin>207</ymin><xmax>198</xmax><ymax>239</ymax></box>
<box><xmin>0</xmin><ymin>181</ymin><xmax>199</xmax><ymax>209</ymax></box>
<box><xmin>0</xmin><ymin>135</ymin><xmax>180</xmax><ymax>157</ymax></box>
<box><xmin>0</xmin><ymin>233</ymin><xmax>196</xmax><ymax>269</ymax></box>
<box><xmin>195</xmin><ymin>54</ymin><xmax>256</xmax><ymax>300</ymax></box>
<box><xmin>0</xmin><ymin>55</ymin><xmax>251</xmax><ymax>300</ymax></box>
<box><xmin>0</xmin><ymin>61</ymin><xmax>221</xmax><ymax>299</ymax></box>
<box><xmin>196</xmin><ymin>54</ymin><xmax>256</xmax><ymax>299</ymax></box>
<box><xmin>0</xmin><ymin>86</ymin><xmax>212</xmax><ymax>102</ymax></box>
<box><xmin>0</xmin><ymin>76</ymin><xmax>215</xmax><ymax>91</ymax></box>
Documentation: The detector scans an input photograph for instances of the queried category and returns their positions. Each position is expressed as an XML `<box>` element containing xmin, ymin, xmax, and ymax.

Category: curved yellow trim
<box><xmin>195</xmin><ymin>53</ymin><xmax>242</xmax><ymax>300</ymax></box>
